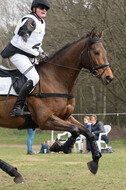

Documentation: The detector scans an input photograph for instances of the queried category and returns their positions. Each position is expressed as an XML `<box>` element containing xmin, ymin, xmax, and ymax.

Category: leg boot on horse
<box><xmin>11</xmin><ymin>80</ymin><xmax>33</xmax><ymax>117</ymax></box>
<box><xmin>0</xmin><ymin>159</ymin><xmax>25</xmax><ymax>184</ymax></box>
<box><xmin>50</xmin><ymin>125</ymin><xmax>79</xmax><ymax>154</ymax></box>
<box><xmin>87</xmin><ymin>140</ymin><xmax>102</xmax><ymax>175</ymax></box>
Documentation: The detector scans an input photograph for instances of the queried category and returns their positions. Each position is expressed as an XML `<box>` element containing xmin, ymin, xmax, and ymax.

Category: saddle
<box><xmin>0</xmin><ymin>66</ymin><xmax>27</xmax><ymax>94</ymax></box>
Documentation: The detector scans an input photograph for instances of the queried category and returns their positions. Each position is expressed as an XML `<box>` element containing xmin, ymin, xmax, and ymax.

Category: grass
<box><xmin>0</xmin><ymin>128</ymin><xmax>126</xmax><ymax>190</ymax></box>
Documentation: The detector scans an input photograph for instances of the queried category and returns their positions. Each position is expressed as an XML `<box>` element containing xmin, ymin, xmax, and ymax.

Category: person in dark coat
<box><xmin>91</xmin><ymin>115</ymin><xmax>109</xmax><ymax>144</ymax></box>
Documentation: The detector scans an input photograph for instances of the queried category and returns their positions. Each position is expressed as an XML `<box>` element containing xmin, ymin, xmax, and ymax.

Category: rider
<box><xmin>1</xmin><ymin>0</ymin><xmax>50</xmax><ymax>117</ymax></box>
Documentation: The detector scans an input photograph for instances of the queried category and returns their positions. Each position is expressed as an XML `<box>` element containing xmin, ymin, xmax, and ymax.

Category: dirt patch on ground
<box><xmin>108</xmin><ymin>126</ymin><xmax>126</xmax><ymax>140</ymax></box>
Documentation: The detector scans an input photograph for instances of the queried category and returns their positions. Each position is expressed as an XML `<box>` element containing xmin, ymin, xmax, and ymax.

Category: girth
<box><xmin>30</xmin><ymin>92</ymin><xmax>74</xmax><ymax>99</ymax></box>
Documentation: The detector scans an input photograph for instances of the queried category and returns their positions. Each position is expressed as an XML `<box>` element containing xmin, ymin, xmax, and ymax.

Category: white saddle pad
<box><xmin>0</xmin><ymin>66</ymin><xmax>17</xmax><ymax>96</ymax></box>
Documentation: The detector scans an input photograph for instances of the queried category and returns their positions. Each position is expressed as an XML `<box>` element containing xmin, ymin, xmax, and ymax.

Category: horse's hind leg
<box><xmin>0</xmin><ymin>159</ymin><xmax>25</xmax><ymax>184</ymax></box>
<box><xmin>42</xmin><ymin>115</ymin><xmax>80</xmax><ymax>153</ymax></box>
<box><xmin>44</xmin><ymin>115</ymin><xmax>80</xmax><ymax>138</ymax></box>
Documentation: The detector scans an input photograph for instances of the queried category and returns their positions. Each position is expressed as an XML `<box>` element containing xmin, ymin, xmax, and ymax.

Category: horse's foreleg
<box><xmin>67</xmin><ymin>115</ymin><xmax>102</xmax><ymax>174</ymax></box>
<box><xmin>0</xmin><ymin>159</ymin><xmax>25</xmax><ymax>184</ymax></box>
<box><xmin>67</xmin><ymin>115</ymin><xmax>94</xmax><ymax>140</ymax></box>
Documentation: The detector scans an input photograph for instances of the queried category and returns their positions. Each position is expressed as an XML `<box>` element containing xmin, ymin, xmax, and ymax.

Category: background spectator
<box><xmin>27</xmin><ymin>129</ymin><xmax>36</xmax><ymax>155</ymax></box>
<box><xmin>91</xmin><ymin>115</ymin><xmax>109</xmax><ymax>144</ymax></box>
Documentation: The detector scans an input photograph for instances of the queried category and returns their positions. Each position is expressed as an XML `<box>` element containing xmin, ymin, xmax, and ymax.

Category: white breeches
<box><xmin>10</xmin><ymin>54</ymin><xmax>39</xmax><ymax>86</ymax></box>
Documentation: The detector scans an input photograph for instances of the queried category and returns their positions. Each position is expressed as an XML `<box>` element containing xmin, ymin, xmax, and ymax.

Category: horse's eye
<box><xmin>94</xmin><ymin>51</ymin><xmax>99</xmax><ymax>55</ymax></box>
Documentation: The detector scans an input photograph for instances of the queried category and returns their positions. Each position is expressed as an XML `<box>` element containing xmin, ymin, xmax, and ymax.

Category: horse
<box><xmin>0</xmin><ymin>28</ymin><xmax>113</xmax><ymax>183</ymax></box>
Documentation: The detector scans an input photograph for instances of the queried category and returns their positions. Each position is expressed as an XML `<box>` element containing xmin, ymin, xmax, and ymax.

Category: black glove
<box><xmin>37</xmin><ymin>52</ymin><xmax>49</xmax><ymax>62</ymax></box>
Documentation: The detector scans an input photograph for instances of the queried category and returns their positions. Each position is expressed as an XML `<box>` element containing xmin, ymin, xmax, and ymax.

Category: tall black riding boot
<box><xmin>11</xmin><ymin>80</ymin><xmax>33</xmax><ymax>117</ymax></box>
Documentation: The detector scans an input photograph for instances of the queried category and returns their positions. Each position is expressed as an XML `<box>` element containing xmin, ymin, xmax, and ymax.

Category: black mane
<box><xmin>47</xmin><ymin>37</ymin><xmax>85</xmax><ymax>61</ymax></box>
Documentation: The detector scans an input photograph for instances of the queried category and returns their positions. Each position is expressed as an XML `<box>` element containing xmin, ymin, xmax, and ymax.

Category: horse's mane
<box><xmin>40</xmin><ymin>32</ymin><xmax>100</xmax><ymax>64</ymax></box>
<box><xmin>47</xmin><ymin>37</ymin><xmax>85</xmax><ymax>61</ymax></box>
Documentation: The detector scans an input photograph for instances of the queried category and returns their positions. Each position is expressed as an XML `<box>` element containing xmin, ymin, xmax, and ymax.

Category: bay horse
<box><xmin>0</xmin><ymin>29</ymin><xmax>113</xmax><ymax>183</ymax></box>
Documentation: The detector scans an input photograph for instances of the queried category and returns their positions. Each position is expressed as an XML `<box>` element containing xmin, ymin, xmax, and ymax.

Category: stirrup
<box><xmin>11</xmin><ymin>105</ymin><xmax>30</xmax><ymax>117</ymax></box>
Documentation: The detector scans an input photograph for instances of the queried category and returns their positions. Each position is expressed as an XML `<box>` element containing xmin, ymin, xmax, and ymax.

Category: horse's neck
<box><xmin>42</xmin><ymin>38</ymin><xmax>87</xmax><ymax>92</ymax></box>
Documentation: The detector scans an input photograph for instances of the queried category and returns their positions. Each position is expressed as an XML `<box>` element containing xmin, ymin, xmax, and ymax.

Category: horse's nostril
<box><xmin>106</xmin><ymin>75</ymin><xmax>113</xmax><ymax>83</ymax></box>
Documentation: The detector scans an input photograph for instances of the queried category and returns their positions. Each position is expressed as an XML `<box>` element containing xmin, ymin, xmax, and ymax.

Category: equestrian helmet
<box><xmin>31</xmin><ymin>0</ymin><xmax>50</xmax><ymax>10</ymax></box>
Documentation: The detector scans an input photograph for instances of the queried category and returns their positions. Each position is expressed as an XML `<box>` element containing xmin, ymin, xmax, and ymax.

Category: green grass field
<box><xmin>0</xmin><ymin>128</ymin><xmax>126</xmax><ymax>190</ymax></box>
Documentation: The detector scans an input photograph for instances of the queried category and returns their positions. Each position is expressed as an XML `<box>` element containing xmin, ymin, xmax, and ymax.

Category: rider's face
<box><xmin>34</xmin><ymin>7</ymin><xmax>47</xmax><ymax>19</ymax></box>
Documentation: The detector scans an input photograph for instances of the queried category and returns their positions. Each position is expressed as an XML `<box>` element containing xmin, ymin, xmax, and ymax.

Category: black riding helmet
<box><xmin>31</xmin><ymin>0</ymin><xmax>50</xmax><ymax>11</ymax></box>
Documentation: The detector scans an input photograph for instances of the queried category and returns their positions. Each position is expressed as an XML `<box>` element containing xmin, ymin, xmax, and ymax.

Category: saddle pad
<box><xmin>0</xmin><ymin>77</ymin><xmax>17</xmax><ymax>96</ymax></box>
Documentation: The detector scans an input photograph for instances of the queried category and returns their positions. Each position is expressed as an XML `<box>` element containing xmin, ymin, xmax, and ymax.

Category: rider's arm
<box><xmin>16</xmin><ymin>18</ymin><xmax>39</xmax><ymax>56</ymax></box>
<box><xmin>38</xmin><ymin>46</ymin><xmax>44</xmax><ymax>54</ymax></box>
<box><xmin>38</xmin><ymin>46</ymin><xmax>49</xmax><ymax>59</ymax></box>
<box><xmin>18</xmin><ymin>18</ymin><xmax>36</xmax><ymax>42</ymax></box>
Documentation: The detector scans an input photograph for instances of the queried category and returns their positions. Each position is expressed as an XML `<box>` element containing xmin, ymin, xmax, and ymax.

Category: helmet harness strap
<box><xmin>32</xmin><ymin>7</ymin><xmax>42</xmax><ymax>21</ymax></box>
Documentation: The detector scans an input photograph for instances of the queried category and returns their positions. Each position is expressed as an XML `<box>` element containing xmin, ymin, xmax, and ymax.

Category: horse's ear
<box><xmin>98</xmin><ymin>30</ymin><xmax>104</xmax><ymax>39</ymax></box>
<box><xmin>90</xmin><ymin>28</ymin><xmax>96</xmax><ymax>38</ymax></box>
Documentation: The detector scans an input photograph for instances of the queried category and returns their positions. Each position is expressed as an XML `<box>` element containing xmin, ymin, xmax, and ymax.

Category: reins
<box><xmin>45</xmin><ymin>62</ymin><xmax>83</xmax><ymax>72</ymax></box>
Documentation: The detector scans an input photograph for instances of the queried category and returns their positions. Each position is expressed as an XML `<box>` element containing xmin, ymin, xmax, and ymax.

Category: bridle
<box><xmin>79</xmin><ymin>38</ymin><xmax>110</xmax><ymax>78</ymax></box>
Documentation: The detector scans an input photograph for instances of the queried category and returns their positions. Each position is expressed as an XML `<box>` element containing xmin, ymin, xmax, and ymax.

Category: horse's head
<box><xmin>81</xmin><ymin>28</ymin><xmax>113</xmax><ymax>85</ymax></box>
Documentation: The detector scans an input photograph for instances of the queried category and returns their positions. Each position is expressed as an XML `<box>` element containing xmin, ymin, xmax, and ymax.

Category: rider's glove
<box><xmin>37</xmin><ymin>52</ymin><xmax>49</xmax><ymax>62</ymax></box>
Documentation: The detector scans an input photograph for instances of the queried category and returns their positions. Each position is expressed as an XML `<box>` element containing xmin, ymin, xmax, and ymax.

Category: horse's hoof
<box><xmin>87</xmin><ymin>160</ymin><xmax>98</xmax><ymax>175</ymax></box>
<box><xmin>13</xmin><ymin>176</ymin><xmax>25</xmax><ymax>184</ymax></box>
